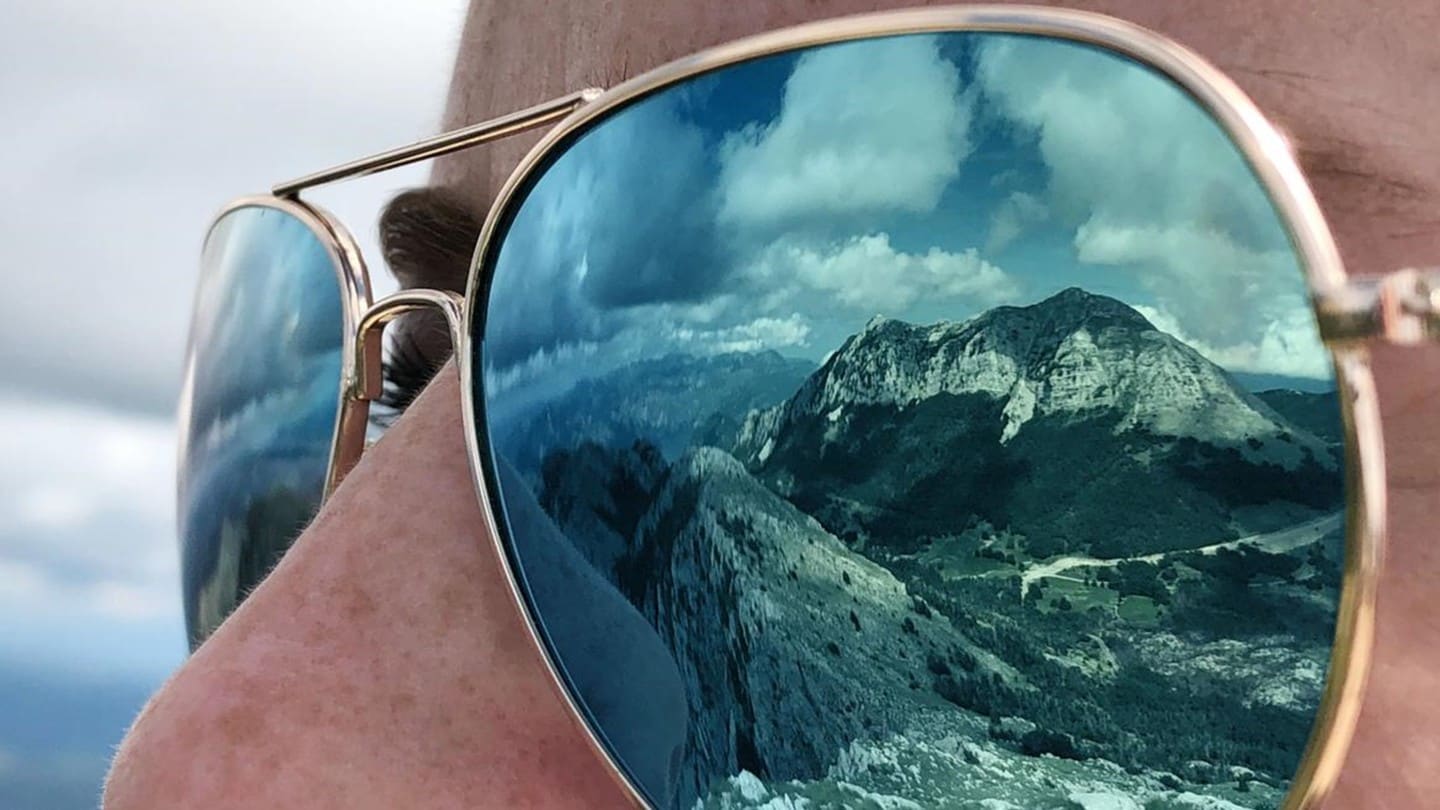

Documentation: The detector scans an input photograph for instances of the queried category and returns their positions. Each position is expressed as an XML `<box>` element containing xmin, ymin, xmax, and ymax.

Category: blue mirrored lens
<box><xmin>178</xmin><ymin>204</ymin><xmax>344</xmax><ymax>649</ymax></box>
<box><xmin>479</xmin><ymin>32</ymin><xmax>1343</xmax><ymax>810</ymax></box>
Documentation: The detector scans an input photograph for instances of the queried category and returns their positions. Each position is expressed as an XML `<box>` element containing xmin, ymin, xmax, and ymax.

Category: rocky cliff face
<box><xmin>736</xmin><ymin>288</ymin><xmax>1324</xmax><ymax>460</ymax></box>
<box><xmin>547</xmin><ymin>444</ymin><xmax>1011</xmax><ymax>805</ymax></box>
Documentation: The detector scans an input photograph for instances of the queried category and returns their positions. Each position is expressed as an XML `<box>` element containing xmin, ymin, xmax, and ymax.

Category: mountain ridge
<box><xmin>738</xmin><ymin>288</ymin><xmax>1322</xmax><ymax>459</ymax></box>
<box><xmin>728</xmin><ymin>288</ymin><xmax>1339</xmax><ymax>560</ymax></box>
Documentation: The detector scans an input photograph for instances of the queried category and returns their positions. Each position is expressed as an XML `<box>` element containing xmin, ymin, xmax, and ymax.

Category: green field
<box><xmin>1026</xmin><ymin>577</ymin><xmax>1168</xmax><ymax>626</ymax></box>
<box><xmin>936</xmin><ymin>555</ymin><xmax>1016</xmax><ymax>579</ymax></box>
<box><xmin>1031</xmin><ymin>576</ymin><xmax>1116</xmax><ymax>614</ymax></box>
<box><xmin>1118</xmin><ymin>595</ymin><xmax>1163</xmax><ymax>625</ymax></box>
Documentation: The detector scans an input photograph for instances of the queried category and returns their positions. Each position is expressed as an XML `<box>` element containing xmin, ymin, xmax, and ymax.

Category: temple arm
<box><xmin>272</xmin><ymin>88</ymin><xmax>602</xmax><ymax>197</ymax></box>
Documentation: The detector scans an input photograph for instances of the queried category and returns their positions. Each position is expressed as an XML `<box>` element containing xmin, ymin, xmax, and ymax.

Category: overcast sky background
<box><xmin>0</xmin><ymin>2</ymin><xmax>466</xmax><ymax>806</ymax></box>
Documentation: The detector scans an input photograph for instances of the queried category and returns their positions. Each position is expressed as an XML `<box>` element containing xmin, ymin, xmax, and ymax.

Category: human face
<box><xmin>106</xmin><ymin>2</ymin><xmax>1439</xmax><ymax>809</ymax></box>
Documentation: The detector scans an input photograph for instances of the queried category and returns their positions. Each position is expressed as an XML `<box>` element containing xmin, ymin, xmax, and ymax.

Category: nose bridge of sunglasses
<box><xmin>351</xmin><ymin>289</ymin><xmax>467</xmax><ymax>402</ymax></box>
<box><xmin>1314</xmin><ymin>267</ymin><xmax>1440</xmax><ymax>346</ymax></box>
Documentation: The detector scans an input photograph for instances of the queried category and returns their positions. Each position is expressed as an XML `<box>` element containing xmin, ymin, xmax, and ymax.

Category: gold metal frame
<box><xmin>178</xmin><ymin>194</ymin><xmax>373</xmax><ymax>509</ymax></box>
<box><xmin>187</xmin><ymin>5</ymin><xmax>1434</xmax><ymax>808</ymax></box>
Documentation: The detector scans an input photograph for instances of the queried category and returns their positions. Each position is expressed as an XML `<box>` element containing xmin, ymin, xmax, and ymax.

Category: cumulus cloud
<box><xmin>0</xmin><ymin>4</ymin><xmax>465</xmax><ymax>801</ymax></box>
<box><xmin>670</xmin><ymin>314</ymin><xmax>812</xmax><ymax>354</ymax></box>
<box><xmin>0</xmin><ymin>397</ymin><xmax>178</xmax><ymax>627</ymax></box>
<box><xmin>976</xmin><ymin>35</ymin><xmax>1317</xmax><ymax>378</ymax></box>
<box><xmin>2</xmin><ymin>0</ymin><xmax>460</xmax><ymax>416</ymax></box>
<box><xmin>985</xmin><ymin>190</ymin><xmax>1049</xmax><ymax>254</ymax></box>
<box><xmin>487</xmin><ymin>35</ymin><xmax>987</xmax><ymax>385</ymax></box>
<box><xmin>484</xmin><ymin>93</ymin><xmax>724</xmax><ymax>370</ymax></box>
<box><xmin>718</xmin><ymin>35</ymin><xmax>973</xmax><ymax>227</ymax></box>
<box><xmin>750</xmin><ymin>233</ymin><xmax>1019</xmax><ymax>312</ymax></box>
<box><xmin>1134</xmin><ymin>303</ymin><xmax>1331</xmax><ymax>380</ymax></box>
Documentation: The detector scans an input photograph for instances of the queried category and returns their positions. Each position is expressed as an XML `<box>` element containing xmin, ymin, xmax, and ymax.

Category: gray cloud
<box><xmin>484</xmin><ymin>90</ymin><xmax>729</xmax><ymax>369</ymax></box>
<box><xmin>985</xmin><ymin>190</ymin><xmax>1048</xmax><ymax>254</ymax></box>
<box><xmin>718</xmin><ymin>35</ymin><xmax>973</xmax><ymax>228</ymax></box>
<box><xmin>483</xmin><ymin>34</ymin><xmax>1013</xmax><ymax>389</ymax></box>
<box><xmin>0</xmin><ymin>395</ymin><xmax>179</xmax><ymax>623</ymax></box>
<box><xmin>0</xmin><ymin>4</ymin><xmax>467</xmax><ymax>788</ymax></box>
<box><xmin>974</xmin><ymin>35</ymin><xmax>1325</xmax><ymax>377</ymax></box>
<box><xmin>1</xmin><ymin>0</ymin><xmax>463</xmax><ymax>417</ymax></box>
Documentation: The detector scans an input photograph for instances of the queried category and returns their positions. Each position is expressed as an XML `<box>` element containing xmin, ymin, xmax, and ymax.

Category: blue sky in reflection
<box><xmin>484</xmin><ymin>32</ymin><xmax>1328</xmax><ymax>415</ymax></box>
<box><xmin>179</xmin><ymin>206</ymin><xmax>343</xmax><ymax>640</ymax></box>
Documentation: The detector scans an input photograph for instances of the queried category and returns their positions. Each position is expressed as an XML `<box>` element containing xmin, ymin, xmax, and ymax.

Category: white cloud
<box><xmin>670</xmin><ymin>314</ymin><xmax>812</xmax><ymax>354</ymax></box>
<box><xmin>1134</xmin><ymin>304</ymin><xmax>1332</xmax><ymax>380</ymax></box>
<box><xmin>0</xmin><ymin>397</ymin><xmax>178</xmax><ymax>623</ymax></box>
<box><xmin>0</xmin><ymin>4</ymin><xmax>466</xmax><ymax>791</ymax></box>
<box><xmin>750</xmin><ymin>233</ymin><xmax>1019</xmax><ymax>312</ymax></box>
<box><xmin>484</xmin><ymin>339</ymin><xmax>605</xmax><ymax>402</ymax></box>
<box><xmin>985</xmin><ymin>190</ymin><xmax>1048</xmax><ymax>254</ymax></box>
<box><xmin>484</xmin><ymin>310</ymin><xmax>815</xmax><ymax>414</ymax></box>
<box><xmin>976</xmin><ymin>36</ymin><xmax>1319</xmax><ymax>378</ymax></box>
<box><xmin>718</xmin><ymin>35</ymin><xmax>973</xmax><ymax>226</ymax></box>
<box><xmin>0</xmin><ymin>0</ymin><xmax>464</xmax><ymax>414</ymax></box>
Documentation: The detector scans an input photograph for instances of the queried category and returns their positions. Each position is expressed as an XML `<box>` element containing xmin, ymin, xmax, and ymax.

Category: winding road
<box><xmin>1019</xmin><ymin>511</ymin><xmax>1343</xmax><ymax>597</ymax></box>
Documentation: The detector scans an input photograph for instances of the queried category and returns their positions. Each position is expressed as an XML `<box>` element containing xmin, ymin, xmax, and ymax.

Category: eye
<box><xmin>375</xmin><ymin>188</ymin><xmax>482</xmax><ymax>413</ymax></box>
<box><xmin>379</xmin><ymin>313</ymin><xmax>451</xmax><ymax>412</ymax></box>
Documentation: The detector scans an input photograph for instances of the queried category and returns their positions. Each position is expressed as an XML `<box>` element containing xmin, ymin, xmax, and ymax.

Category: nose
<box><xmin>107</xmin><ymin>370</ymin><xmax>654</xmax><ymax>809</ymax></box>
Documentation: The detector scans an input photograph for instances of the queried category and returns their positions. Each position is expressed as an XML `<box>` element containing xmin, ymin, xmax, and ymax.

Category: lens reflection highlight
<box><xmin>178</xmin><ymin>205</ymin><xmax>344</xmax><ymax>649</ymax></box>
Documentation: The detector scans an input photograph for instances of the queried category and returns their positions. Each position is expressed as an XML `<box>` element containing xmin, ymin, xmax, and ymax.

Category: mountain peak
<box><xmin>1048</xmin><ymin>286</ymin><xmax>1101</xmax><ymax>303</ymax></box>
<box><xmin>1021</xmin><ymin>287</ymin><xmax>1155</xmax><ymax>332</ymax></box>
<box><xmin>857</xmin><ymin>313</ymin><xmax>905</xmax><ymax>337</ymax></box>
<box><xmin>742</xmin><ymin>287</ymin><xmax>1314</xmax><ymax>454</ymax></box>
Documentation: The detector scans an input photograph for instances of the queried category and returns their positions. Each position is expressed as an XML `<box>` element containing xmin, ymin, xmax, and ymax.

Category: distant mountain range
<box><xmin>493</xmin><ymin>350</ymin><xmax>813</xmax><ymax>481</ymax></box>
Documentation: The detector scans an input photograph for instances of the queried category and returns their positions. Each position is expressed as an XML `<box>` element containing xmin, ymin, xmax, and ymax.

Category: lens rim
<box><xmin>177</xmin><ymin>194</ymin><xmax>373</xmax><ymax>644</ymax></box>
<box><xmin>461</xmin><ymin>8</ymin><xmax>1383</xmax><ymax>809</ymax></box>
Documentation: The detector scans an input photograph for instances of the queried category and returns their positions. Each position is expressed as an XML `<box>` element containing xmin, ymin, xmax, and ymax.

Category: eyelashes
<box><xmin>379</xmin><ymin>312</ymin><xmax>451</xmax><ymax>412</ymax></box>
<box><xmin>376</xmin><ymin>187</ymin><xmax>482</xmax><ymax>412</ymax></box>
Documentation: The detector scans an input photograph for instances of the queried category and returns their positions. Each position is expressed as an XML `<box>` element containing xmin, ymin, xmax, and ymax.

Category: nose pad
<box><xmin>353</xmin><ymin>289</ymin><xmax>467</xmax><ymax>403</ymax></box>
<box><xmin>326</xmin><ymin>289</ymin><xmax>467</xmax><ymax>495</ymax></box>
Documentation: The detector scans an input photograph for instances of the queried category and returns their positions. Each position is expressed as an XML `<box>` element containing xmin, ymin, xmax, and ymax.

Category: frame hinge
<box><xmin>1314</xmin><ymin>268</ymin><xmax>1440</xmax><ymax>347</ymax></box>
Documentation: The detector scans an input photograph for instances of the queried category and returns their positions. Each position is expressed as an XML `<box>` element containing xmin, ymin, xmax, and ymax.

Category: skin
<box><xmin>105</xmin><ymin>1</ymin><xmax>1439</xmax><ymax>808</ymax></box>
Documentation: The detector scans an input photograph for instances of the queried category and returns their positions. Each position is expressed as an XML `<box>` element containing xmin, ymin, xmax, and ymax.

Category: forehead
<box><xmin>439</xmin><ymin>0</ymin><xmax>1439</xmax><ymax>277</ymax></box>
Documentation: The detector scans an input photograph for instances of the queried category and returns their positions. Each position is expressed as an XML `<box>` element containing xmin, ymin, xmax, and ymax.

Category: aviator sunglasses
<box><xmin>177</xmin><ymin>6</ymin><xmax>1435</xmax><ymax>809</ymax></box>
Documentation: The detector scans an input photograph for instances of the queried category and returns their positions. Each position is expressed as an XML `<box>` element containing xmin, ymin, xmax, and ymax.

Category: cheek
<box><xmin>108</xmin><ymin>371</ymin><xmax>639</xmax><ymax>809</ymax></box>
<box><xmin>106</xmin><ymin>605</ymin><xmax>633</xmax><ymax>809</ymax></box>
<box><xmin>1369</xmin><ymin>344</ymin><xmax>1440</xmax><ymax>489</ymax></box>
<box><xmin>1328</xmin><ymin>343</ymin><xmax>1440</xmax><ymax>804</ymax></box>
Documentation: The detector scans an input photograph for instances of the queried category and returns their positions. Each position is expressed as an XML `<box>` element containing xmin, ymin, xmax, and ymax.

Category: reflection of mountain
<box><xmin>187</xmin><ymin>467</ymin><xmax>322</xmax><ymax>647</ymax></box>
<box><xmin>523</xmin><ymin>289</ymin><xmax>1343</xmax><ymax>809</ymax></box>
<box><xmin>733</xmin><ymin>288</ymin><xmax>1339</xmax><ymax>559</ymax></box>
<box><xmin>493</xmin><ymin>351</ymin><xmax>813</xmax><ymax>478</ymax></box>
<box><xmin>545</xmin><ymin>442</ymin><xmax>1036</xmax><ymax>804</ymax></box>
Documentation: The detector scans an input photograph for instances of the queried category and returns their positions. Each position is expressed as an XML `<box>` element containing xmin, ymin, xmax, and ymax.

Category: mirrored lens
<box><xmin>479</xmin><ymin>32</ymin><xmax>1345</xmax><ymax>810</ymax></box>
<box><xmin>178</xmin><ymin>204</ymin><xmax>346</xmax><ymax>649</ymax></box>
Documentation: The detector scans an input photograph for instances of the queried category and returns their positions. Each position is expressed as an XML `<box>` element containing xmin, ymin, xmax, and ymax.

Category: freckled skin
<box><xmin>105</xmin><ymin>1</ymin><xmax>1439</xmax><ymax>808</ymax></box>
<box><xmin>107</xmin><ymin>372</ymin><xmax>626</xmax><ymax>808</ymax></box>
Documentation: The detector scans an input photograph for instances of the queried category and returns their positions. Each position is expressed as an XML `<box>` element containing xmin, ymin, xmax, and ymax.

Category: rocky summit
<box><xmin>737</xmin><ymin>287</ymin><xmax>1325</xmax><ymax>459</ymax></box>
